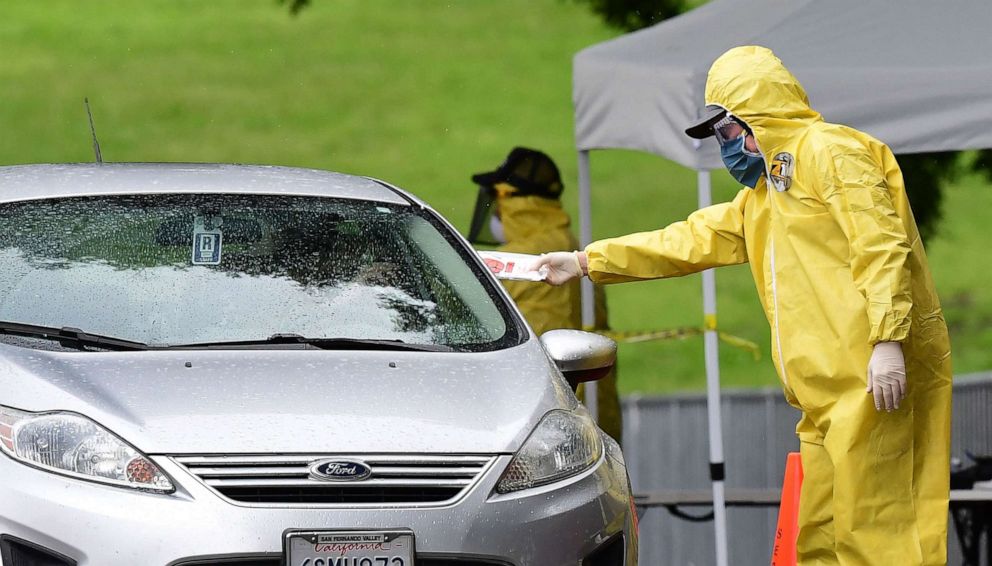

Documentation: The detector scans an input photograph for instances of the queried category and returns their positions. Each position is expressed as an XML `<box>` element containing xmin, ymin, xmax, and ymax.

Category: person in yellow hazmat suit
<box><xmin>532</xmin><ymin>47</ymin><xmax>952</xmax><ymax>565</ymax></box>
<box><xmin>468</xmin><ymin>147</ymin><xmax>622</xmax><ymax>443</ymax></box>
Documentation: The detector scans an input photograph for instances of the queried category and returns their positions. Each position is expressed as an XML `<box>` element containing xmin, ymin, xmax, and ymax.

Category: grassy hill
<box><xmin>2</xmin><ymin>0</ymin><xmax>989</xmax><ymax>393</ymax></box>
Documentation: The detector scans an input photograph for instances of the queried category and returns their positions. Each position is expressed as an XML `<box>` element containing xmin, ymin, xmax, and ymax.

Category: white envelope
<box><xmin>476</xmin><ymin>251</ymin><xmax>546</xmax><ymax>281</ymax></box>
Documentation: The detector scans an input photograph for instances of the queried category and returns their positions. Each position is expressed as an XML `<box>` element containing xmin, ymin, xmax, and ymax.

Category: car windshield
<box><xmin>0</xmin><ymin>193</ymin><xmax>520</xmax><ymax>350</ymax></box>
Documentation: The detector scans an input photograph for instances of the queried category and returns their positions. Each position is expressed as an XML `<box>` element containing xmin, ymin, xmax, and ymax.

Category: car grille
<box><xmin>174</xmin><ymin>454</ymin><xmax>496</xmax><ymax>506</ymax></box>
<box><xmin>582</xmin><ymin>532</ymin><xmax>626</xmax><ymax>566</ymax></box>
<box><xmin>1</xmin><ymin>535</ymin><xmax>76</xmax><ymax>566</ymax></box>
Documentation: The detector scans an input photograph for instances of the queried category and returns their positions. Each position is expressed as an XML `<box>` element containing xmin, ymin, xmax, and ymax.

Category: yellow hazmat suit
<box><xmin>496</xmin><ymin>192</ymin><xmax>623</xmax><ymax>443</ymax></box>
<box><xmin>584</xmin><ymin>47</ymin><xmax>952</xmax><ymax>565</ymax></box>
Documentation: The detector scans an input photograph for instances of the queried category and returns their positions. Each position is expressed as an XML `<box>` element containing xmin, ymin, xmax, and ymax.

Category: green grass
<box><xmin>1</xmin><ymin>0</ymin><xmax>989</xmax><ymax>393</ymax></box>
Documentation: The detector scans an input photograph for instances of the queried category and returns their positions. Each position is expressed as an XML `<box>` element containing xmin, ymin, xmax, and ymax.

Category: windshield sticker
<box><xmin>376</xmin><ymin>206</ymin><xmax>392</xmax><ymax>214</ymax></box>
<box><xmin>192</xmin><ymin>215</ymin><xmax>223</xmax><ymax>265</ymax></box>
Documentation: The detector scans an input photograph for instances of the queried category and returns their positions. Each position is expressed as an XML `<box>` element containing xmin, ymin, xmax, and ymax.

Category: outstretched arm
<box><xmin>531</xmin><ymin>189</ymin><xmax>750</xmax><ymax>286</ymax></box>
<box><xmin>584</xmin><ymin>189</ymin><xmax>750</xmax><ymax>284</ymax></box>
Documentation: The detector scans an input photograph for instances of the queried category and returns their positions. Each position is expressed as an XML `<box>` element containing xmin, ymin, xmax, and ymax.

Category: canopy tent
<box><xmin>575</xmin><ymin>0</ymin><xmax>992</xmax><ymax>167</ymax></box>
<box><xmin>572</xmin><ymin>1</ymin><xmax>992</xmax><ymax>563</ymax></box>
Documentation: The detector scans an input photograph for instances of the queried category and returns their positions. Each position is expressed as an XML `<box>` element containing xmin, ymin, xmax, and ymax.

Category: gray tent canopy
<box><xmin>571</xmin><ymin>1</ymin><xmax>992</xmax><ymax>563</ymax></box>
<box><xmin>574</xmin><ymin>0</ymin><xmax>992</xmax><ymax>168</ymax></box>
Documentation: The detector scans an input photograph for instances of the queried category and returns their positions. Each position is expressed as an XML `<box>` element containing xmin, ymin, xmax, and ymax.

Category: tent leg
<box><xmin>577</xmin><ymin>150</ymin><xmax>597</xmax><ymax>419</ymax></box>
<box><xmin>699</xmin><ymin>169</ymin><xmax>729</xmax><ymax>566</ymax></box>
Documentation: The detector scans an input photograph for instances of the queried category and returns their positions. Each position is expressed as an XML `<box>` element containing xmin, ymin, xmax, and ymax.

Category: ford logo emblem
<box><xmin>308</xmin><ymin>459</ymin><xmax>373</xmax><ymax>482</ymax></box>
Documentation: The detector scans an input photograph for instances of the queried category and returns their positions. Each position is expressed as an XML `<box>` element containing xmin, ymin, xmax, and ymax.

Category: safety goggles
<box><xmin>712</xmin><ymin>114</ymin><xmax>746</xmax><ymax>146</ymax></box>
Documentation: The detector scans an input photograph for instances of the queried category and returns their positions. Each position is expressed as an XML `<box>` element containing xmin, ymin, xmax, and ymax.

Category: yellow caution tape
<box><xmin>586</xmin><ymin>325</ymin><xmax>761</xmax><ymax>360</ymax></box>
<box><xmin>592</xmin><ymin>326</ymin><xmax>698</xmax><ymax>343</ymax></box>
<box><xmin>716</xmin><ymin>332</ymin><xmax>762</xmax><ymax>361</ymax></box>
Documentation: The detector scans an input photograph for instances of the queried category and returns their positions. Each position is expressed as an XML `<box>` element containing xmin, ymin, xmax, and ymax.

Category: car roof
<box><xmin>0</xmin><ymin>163</ymin><xmax>410</xmax><ymax>205</ymax></box>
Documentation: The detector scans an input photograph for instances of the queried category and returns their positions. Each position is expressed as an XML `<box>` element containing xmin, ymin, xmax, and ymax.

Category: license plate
<box><xmin>284</xmin><ymin>530</ymin><xmax>415</xmax><ymax>566</ymax></box>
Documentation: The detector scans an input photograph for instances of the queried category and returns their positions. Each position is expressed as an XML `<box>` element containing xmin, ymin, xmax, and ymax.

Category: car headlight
<box><xmin>0</xmin><ymin>405</ymin><xmax>173</xmax><ymax>492</ymax></box>
<box><xmin>495</xmin><ymin>409</ymin><xmax>603</xmax><ymax>493</ymax></box>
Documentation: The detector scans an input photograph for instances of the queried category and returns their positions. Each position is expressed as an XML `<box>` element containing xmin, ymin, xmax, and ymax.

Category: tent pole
<box><xmin>698</xmin><ymin>169</ymin><xmax>729</xmax><ymax>566</ymax></box>
<box><xmin>577</xmin><ymin>149</ymin><xmax>597</xmax><ymax>419</ymax></box>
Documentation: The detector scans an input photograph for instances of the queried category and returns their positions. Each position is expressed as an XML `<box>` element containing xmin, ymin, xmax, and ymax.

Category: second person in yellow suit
<box><xmin>468</xmin><ymin>147</ymin><xmax>622</xmax><ymax>443</ymax></box>
<box><xmin>533</xmin><ymin>47</ymin><xmax>952</xmax><ymax>565</ymax></box>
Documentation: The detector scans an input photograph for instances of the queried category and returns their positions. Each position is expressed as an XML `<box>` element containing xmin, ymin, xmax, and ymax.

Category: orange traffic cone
<box><xmin>770</xmin><ymin>452</ymin><xmax>804</xmax><ymax>566</ymax></box>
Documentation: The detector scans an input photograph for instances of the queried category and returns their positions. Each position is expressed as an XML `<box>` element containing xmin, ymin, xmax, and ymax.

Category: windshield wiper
<box><xmin>168</xmin><ymin>333</ymin><xmax>454</xmax><ymax>352</ymax></box>
<box><xmin>0</xmin><ymin>321</ymin><xmax>150</xmax><ymax>351</ymax></box>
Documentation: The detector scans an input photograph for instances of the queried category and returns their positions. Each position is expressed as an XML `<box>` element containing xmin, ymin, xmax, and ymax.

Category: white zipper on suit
<box><xmin>769</xmin><ymin>237</ymin><xmax>789</xmax><ymax>387</ymax></box>
<box><xmin>757</xmin><ymin>133</ymin><xmax>789</xmax><ymax>387</ymax></box>
<box><xmin>738</xmin><ymin>114</ymin><xmax>791</xmax><ymax>387</ymax></box>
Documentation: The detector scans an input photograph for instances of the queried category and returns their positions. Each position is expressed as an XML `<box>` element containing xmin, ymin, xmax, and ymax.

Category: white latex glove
<box><xmin>867</xmin><ymin>341</ymin><xmax>907</xmax><ymax>411</ymax></box>
<box><xmin>530</xmin><ymin>251</ymin><xmax>584</xmax><ymax>286</ymax></box>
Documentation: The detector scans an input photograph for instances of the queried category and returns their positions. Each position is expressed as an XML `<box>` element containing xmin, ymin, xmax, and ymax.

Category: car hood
<box><xmin>0</xmin><ymin>341</ymin><xmax>576</xmax><ymax>454</ymax></box>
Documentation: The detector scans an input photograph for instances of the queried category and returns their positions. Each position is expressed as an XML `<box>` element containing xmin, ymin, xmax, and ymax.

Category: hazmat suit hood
<box><xmin>704</xmin><ymin>46</ymin><xmax>823</xmax><ymax>168</ymax></box>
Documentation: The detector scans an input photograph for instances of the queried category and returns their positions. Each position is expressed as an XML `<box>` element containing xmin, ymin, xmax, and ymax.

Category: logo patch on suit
<box><xmin>770</xmin><ymin>152</ymin><xmax>794</xmax><ymax>192</ymax></box>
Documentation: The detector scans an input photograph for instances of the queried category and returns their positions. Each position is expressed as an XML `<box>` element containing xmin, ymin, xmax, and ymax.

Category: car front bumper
<box><xmin>0</xmin><ymin>450</ymin><xmax>636</xmax><ymax>566</ymax></box>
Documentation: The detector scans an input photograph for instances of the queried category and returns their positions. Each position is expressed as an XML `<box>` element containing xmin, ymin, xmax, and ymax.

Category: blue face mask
<box><xmin>720</xmin><ymin>135</ymin><xmax>765</xmax><ymax>188</ymax></box>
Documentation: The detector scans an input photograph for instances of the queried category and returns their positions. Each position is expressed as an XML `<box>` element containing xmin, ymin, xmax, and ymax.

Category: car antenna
<box><xmin>84</xmin><ymin>97</ymin><xmax>103</xmax><ymax>164</ymax></box>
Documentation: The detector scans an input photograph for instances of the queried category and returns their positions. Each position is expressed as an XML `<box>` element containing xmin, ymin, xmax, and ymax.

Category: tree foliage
<box><xmin>279</xmin><ymin>0</ymin><xmax>309</xmax><ymax>16</ymax></box>
<box><xmin>894</xmin><ymin>152</ymin><xmax>957</xmax><ymax>241</ymax></box>
<box><xmin>574</xmin><ymin>0</ymin><xmax>689</xmax><ymax>31</ymax></box>
<box><xmin>971</xmin><ymin>149</ymin><xmax>992</xmax><ymax>181</ymax></box>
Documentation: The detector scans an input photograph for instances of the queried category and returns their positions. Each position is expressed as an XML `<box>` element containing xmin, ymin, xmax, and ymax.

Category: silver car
<box><xmin>0</xmin><ymin>164</ymin><xmax>637</xmax><ymax>566</ymax></box>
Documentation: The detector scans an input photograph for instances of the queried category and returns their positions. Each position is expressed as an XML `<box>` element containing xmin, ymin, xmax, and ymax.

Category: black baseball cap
<box><xmin>685</xmin><ymin>105</ymin><xmax>728</xmax><ymax>139</ymax></box>
<box><xmin>470</xmin><ymin>147</ymin><xmax>563</xmax><ymax>199</ymax></box>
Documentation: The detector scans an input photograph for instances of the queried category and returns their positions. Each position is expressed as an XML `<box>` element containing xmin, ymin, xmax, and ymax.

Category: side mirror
<box><xmin>540</xmin><ymin>329</ymin><xmax>617</xmax><ymax>390</ymax></box>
